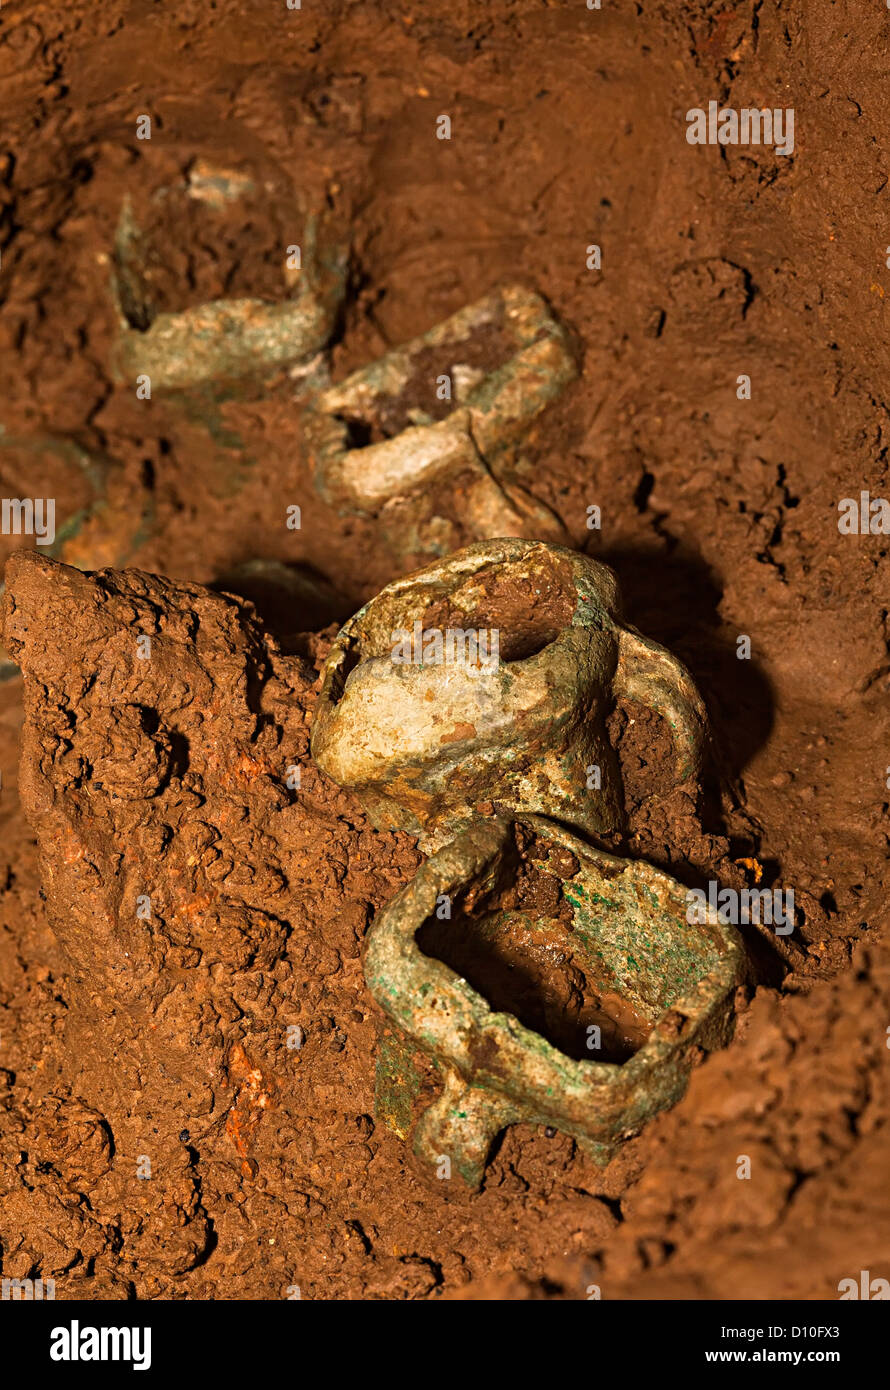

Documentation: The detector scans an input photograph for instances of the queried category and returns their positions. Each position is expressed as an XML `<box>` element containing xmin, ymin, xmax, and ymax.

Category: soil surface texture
<box><xmin>0</xmin><ymin>0</ymin><xmax>888</xmax><ymax>1301</ymax></box>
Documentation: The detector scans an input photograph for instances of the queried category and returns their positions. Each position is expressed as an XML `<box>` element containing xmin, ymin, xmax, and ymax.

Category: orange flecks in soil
<box><xmin>61</xmin><ymin>833</ymin><xmax>85</xmax><ymax>866</ymax></box>
<box><xmin>215</xmin><ymin>749</ymin><xmax>276</xmax><ymax>789</ymax></box>
<box><xmin>734</xmin><ymin>857</ymin><xmax>763</xmax><ymax>883</ymax></box>
<box><xmin>225</xmin><ymin>1042</ymin><xmax>277</xmax><ymax>1178</ymax></box>
<box><xmin>171</xmin><ymin>892</ymin><xmax>215</xmax><ymax>922</ymax></box>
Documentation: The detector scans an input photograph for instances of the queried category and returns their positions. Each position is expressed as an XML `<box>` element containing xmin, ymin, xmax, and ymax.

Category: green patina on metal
<box><xmin>313</xmin><ymin>538</ymin><xmax>744</xmax><ymax>1189</ymax></box>
<box><xmin>363</xmin><ymin>815</ymin><xmax>745</xmax><ymax>1191</ymax></box>
<box><xmin>374</xmin><ymin>1031</ymin><xmax>425</xmax><ymax>1142</ymax></box>
<box><xmin>302</xmin><ymin>286</ymin><xmax>577</xmax><ymax>564</ymax></box>
<box><xmin>110</xmin><ymin>197</ymin><xmax>346</xmax><ymax>393</ymax></box>
<box><xmin>312</xmin><ymin>538</ymin><xmax>709</xmax><ymax>854</ymax></box>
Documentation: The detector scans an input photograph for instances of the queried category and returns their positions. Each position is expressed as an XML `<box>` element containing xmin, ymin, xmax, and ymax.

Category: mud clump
<box><xmin>0</xmin><ymin>552</ymin><xmax>431</xmax><ymax>1293</ymax></box>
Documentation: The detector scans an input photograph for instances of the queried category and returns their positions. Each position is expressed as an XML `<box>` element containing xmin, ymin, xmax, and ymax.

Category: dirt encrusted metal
<box><xmin>365</xmin><ymin>815</ymin><xmax>744</xmax><ymax>1190</ymax></box>
<box><xmin>303</xmin><ymin>286</ymin><xmax>576</xmax><ymax>561</ymax></box>
<box><xmin>312</xmin><ymin>537</ymin><xmax>708</xmax><ymax>852</ymax></box>
<box><xmin>310</xmin><ymin>539</ymin><xmax>743</xmax><ymax>1190</ymax></box>
<box><xmin>110</xmin><ymin>196</ymin><xmax>347</xmax><ymax>392</ymax></box>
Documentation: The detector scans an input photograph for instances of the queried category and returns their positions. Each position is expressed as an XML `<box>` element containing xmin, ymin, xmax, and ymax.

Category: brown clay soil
<box><xmin>1</xmin><ymin>0</ymin><xmax>889</xmax><ymax>1300</ymax></box>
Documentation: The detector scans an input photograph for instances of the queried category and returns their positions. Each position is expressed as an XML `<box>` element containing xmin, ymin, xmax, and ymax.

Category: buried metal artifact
<box><xmin>311</xmin><ymin>538</ymin><xmax>745</xmax><ymax>1186</ymax></box>
<box><xmin>110</xmin><ymin>195</ymin><xmax>347</xmax><ymax>392</ymax></box>
<box><xmin>303</xmin><ymin>285</ymin><xmax>576</xmax><ymax>561</ymax></box>
<box><xmin>311</xmin><ymin>537</ymin><xmax>708</xmax><ymax>852</ymax></box>
<box><xmin>364</xmin><ymin>815</ymin><xmax>745</xmax><ymax>1190</ymax></box>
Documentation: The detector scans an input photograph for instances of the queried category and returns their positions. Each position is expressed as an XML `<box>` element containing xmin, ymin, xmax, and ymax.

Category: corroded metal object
<box><xmin>110</xmin><ymin>196</ymin><xmax>346</xmax><ymax>392</ymax></box>
<box><xmin>365</xmin><ymin>815</ymin><xmax>744</xmax><ymax>1190</ymax></box>
<box><xmin>303</xmin><ymin>286</ymin><xmax>576</xmax><ymax>558</ymax></box>
<box><xmin>311</xmin><ymin>538</ymin><xmax>707</xmax><ymax>852</ymax></box>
